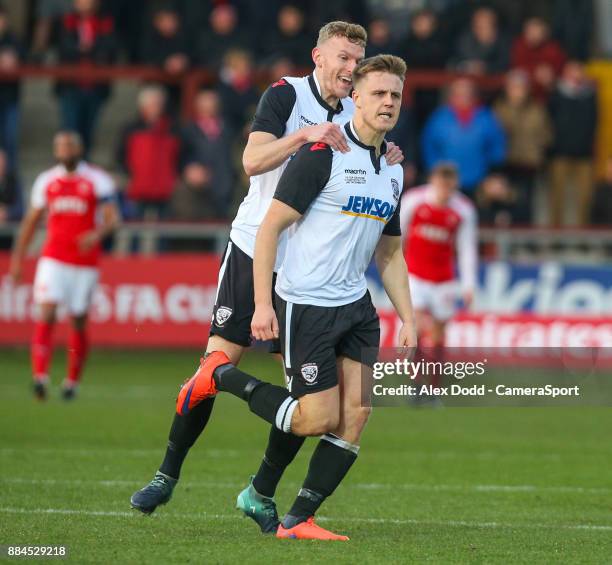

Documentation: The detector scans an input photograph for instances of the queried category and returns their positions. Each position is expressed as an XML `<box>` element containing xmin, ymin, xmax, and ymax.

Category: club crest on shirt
<box><xmin>301</xmin><ymin>363</ymin><xmax>318</xmax><ymax>384</ymax></box>
<box><xmin>215</xmin><ymin>306</ymin><xmax>233</xmax><ymax>326</ymax></box>
<box><xmin>391</xmin><ymin>178</ymin><xmax>400</xmax><ymax>201</ymax></box>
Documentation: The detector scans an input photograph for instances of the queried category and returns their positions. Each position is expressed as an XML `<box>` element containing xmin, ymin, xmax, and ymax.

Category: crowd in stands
<box><xmin>0</xmin><ymin>0</ymin><xmax>610</xmax><ymax>230</ymax></box>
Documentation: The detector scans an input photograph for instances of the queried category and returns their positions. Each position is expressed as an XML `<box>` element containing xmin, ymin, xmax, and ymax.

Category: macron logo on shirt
<box><xmin>341</xmin><ymin>195</ymin><xmax>395</xmax><ymax>223</ymax></box>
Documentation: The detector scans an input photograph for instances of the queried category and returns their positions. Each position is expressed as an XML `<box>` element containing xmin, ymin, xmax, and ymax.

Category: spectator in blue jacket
<box><xmin>422</xmin><ymin>78</ymin><xmax>506</xmax><ymax>193</ymax></box>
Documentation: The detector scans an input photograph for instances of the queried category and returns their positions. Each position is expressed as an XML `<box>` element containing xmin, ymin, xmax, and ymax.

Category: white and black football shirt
<box><xmin>230</xmin><ymin>73</ymin><xmax>354</xmax><ymax>271</ymax></box>
<box><xmin>274</xmin><ymin>121</ymin><xmax>403</xmax><ymax>307</ymax></box>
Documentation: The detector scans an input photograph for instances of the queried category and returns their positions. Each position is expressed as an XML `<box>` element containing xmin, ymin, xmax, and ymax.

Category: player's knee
<box><xmin>41</xmin><ymin>312</ymin><xmax>55</xmax><ymax>324</ymax></box>
<box><xmin>343</xmin><ymin>405</ymin><xmax>371</xmax><ymax>437</ymax></box>
<box><xmin>353</xmin><ymin>405</ymin><xmax>372</xmax><ymax>430</ymax></box>
<box><xmin>318</xmin><ymin>412</ymin><xmax>340</xmax><ymax>435</ymax></box>
<box><xmin>206</xmin><ymin>335</ymin><xmax>244</xmax><ymax>365</ymax></box>
<box><xmin>72</xmin><ymin>315</ymin><xmax>87</xmax><ymax>331</ymax></box>
<box><xmin>293</xmin><ymin>410</ymin><xmax>339</xmax><ymax>436</ymax></box>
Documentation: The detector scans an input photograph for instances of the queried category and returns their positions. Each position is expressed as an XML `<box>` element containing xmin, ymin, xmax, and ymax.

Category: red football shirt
<box><xmin>31</xmin><ymin>162</ymin><xmax>115</xmax><ymax>266</ymax></box>
<box><xmin>400</xmin><ymin>185</ymin><xmax>477</xmax><ymax>289</ymax></box>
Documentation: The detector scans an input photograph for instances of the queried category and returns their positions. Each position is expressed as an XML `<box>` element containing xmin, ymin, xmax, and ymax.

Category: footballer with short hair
<box><xmin>400</xmin><ymin>162</ymin><xmax>477</xmax><ymax>396</ymax></box>
<box><xmin>130</xmin><ymin>22</ymin><xmax>405</xmax><ymax>528</ymax></box>
<box><xmin>9</xmin><ymin>131</ymin><xmax>119</xmax><ymax>400</ymax></box>
<box><xmin>176</xmin><ymin>54</ymin><xmax>417</xmax><ymax>540</ymax></box>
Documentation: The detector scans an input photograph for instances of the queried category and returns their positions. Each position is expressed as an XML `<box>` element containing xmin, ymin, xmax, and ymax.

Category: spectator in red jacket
<box><xmin>511</xmin><ymin>17</ymin><xmax>567</xmax><ymax>102</ymax></box>
<box><xmin>54</xmin><ymin>0</ymin><xmax>117</xmax><ymax>156</ymax></box>
<box><xmin>117</xmin><ymin>85</ymin><xmax>181</xmax><ymax>220</ymax></box>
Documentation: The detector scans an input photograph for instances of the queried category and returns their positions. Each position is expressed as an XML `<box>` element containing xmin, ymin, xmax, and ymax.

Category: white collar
<box><xmin>311</xmin><ymin>70</ymin><xmax>323</xmax><ymax>95</ymax></box>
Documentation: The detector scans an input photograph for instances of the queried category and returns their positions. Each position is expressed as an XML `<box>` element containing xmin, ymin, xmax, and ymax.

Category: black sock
<box><xmin>214</xmin><ymin>364</ymin><xmax>259</xmax><ymax>399</ymax></box>
<box><xmin>253</xmin><ymin>427</ymin><xmax>305</xmax><ymax>497</ymax></box>
<box><xmin>214</xmin><ymin>365</ymin><xmax>297</xmax><ymax>432</ymax></box>
<box><xmin>159</xmin><ymin>397</ymin><xmax>215</xmax><ymax>479</ymax></box>
<box><xmin>283</xmin><ymin>434</ymin><xmax>358</xmax><ymax>528</ymax></box>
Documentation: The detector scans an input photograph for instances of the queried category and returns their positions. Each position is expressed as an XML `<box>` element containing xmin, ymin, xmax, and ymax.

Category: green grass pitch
<box><xmin>1</xmin><ymin>348</ymin><xmax>611</xmax><ymax>564</ymax></box>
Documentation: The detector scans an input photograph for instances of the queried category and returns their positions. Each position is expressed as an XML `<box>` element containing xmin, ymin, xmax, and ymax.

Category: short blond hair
<box><xmin>317</xmin><ymin>21</ymin><xmax>367</xmax><ymax>48</ymax></box>
<box><xmin>352</xmin><ymin>54</ymin><xmax>407</xmax><ymax>85</ymax></box>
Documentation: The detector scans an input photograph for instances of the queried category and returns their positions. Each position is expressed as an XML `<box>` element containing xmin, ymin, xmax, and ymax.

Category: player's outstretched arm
<box><xmin>375</xmin><ymin>234</ymin><xmax>417</xmax><ymax>348</ymax></box>
<box><xmin>252</xmin><ymin>200</ymin><xmax>301</xmax><ymax>341</ymax></box>
<box><xmin>9</xmin><ymin>207</ymin><xmax>45</xmax><ymax>282</ymax></box>
<box><xmin>243</xmin><ymin>123</ymin><xmax>348</xmax><ymax>177</ymax></box>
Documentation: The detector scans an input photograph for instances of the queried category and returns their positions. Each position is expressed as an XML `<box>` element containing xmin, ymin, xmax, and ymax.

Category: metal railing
<box><xmin>1</xmin><ymin>223</ymin><xmax>611</xmax><ymax>263</ymax></box>
<box><xmin>0</xmin><ymin>64</ymin><xmax>506</xmax><ymax>119</ymax></box>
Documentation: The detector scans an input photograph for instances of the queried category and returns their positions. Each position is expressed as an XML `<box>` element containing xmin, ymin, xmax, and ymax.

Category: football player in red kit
<box><xmin>9</xmin><ymin>131</ymin><xmax>119</xmax><ymax>400</ymax></box>
<box><xmin>400</xmin><ymin>163</ymin><xmax>477</xmax><ymax>389</ymax></box>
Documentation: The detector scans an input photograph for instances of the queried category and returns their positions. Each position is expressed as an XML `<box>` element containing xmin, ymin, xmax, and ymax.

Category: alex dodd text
<box><xmin>371</xmin><ymin>382</ymin><xmax>581</xmax><ymax>398</ymax></box>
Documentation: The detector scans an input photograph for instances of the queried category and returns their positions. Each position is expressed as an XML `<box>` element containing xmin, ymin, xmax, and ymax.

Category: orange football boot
<box><xmin>276</xmin><ymin>517</ymin><xmax>349</xmax><ymax>541</ymax></box>
<box><xmin>176</xmin><ymin>351</ymin><xmax>231</xmax><ymax>415</ymax></box>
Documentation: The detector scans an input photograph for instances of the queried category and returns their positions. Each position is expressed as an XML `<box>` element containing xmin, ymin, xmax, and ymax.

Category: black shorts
<box><xmin>210</xmin><ymin>239</ymin><xmax>280</xmax><ymax>352</ymax></box>
<box><xmin>276</xmin><ymin>291</ymin><xmax>380</xmax><ymax>398</ymax></box>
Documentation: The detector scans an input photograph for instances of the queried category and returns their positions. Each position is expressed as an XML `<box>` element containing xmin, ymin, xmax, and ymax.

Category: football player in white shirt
<box><xmin>176</xmin><ymin>55</ymin><xmax>416</xmax><ymax>541</ymax></box>
<box><xmin>131</xmin><ymin>22</ymin><xmax>404</xmax><ymax>525</ymax></box>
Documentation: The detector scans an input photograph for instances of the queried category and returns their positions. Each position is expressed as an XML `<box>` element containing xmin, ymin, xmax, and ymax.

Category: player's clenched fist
<box><xmin>251</xmin><ymin>304</ymin><xmax>279</xmax><ymax>341</ymax></box>
<box><xmin>398</xmin><ymin>322</ymin><xmax>417</xmax><ymax>349</ymax></box>
<box><xmin>303</xmin><ymin>122</ymin><xmax>350</xmax><ymax>153</ymax></box>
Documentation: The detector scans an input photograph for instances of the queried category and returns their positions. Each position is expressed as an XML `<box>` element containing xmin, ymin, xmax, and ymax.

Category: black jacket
<box><xmin>0</xmin><ymin>170</ymin><xmax>21</xmax><ymax>219</ymax></box>
<box><xmin>397</xmin><ymin>32</ymin><xmax>449</xmax><ymax>69</ymax></box>
<box><xmin>0</xmin><ymin>31</ymin><xmax>23</xmax><ymax>105</ymax></box>
<box><xmin>54</xmin><ymin>11</ymin><xmax>118</xmax><ymax>98</ymax></box>
<box><xmin>549</xmin><ymin>83</ymin><xmax>597</xmax><ymax>158</ymax></box>
<box><xmin>140</xmin><ymin>28</ymin><xmax>190</xmax><ymax>67</ymax></box>
<box><xmin>590</xmin><ymin>182</ymin><xmax>612</xmax><ymax>226</ymax></box>
<box><xmin>176</xmin><ymin>120</ymin><xmax>236</xmax><ymax>218</ymax></box>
